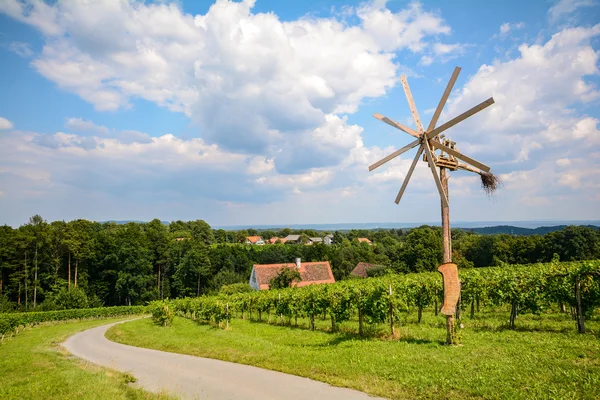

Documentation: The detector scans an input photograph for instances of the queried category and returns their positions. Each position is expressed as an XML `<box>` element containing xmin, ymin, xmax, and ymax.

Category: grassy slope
<box><xmin>0</xmin><ymin>318</ymin><xmax>174</xmax><ymax>400</ymax></box>
<box><xmin>107</xmin><ymin>312</ymin><xmax>600</xmax><ymax>400</ymax></box>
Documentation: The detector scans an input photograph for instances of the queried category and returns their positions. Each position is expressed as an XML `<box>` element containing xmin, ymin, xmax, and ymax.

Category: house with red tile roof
<box><xmin>245</xmin><ymin>236</ymin><xmax>265</xmax><ymax>245</ymax></box>
<box><xmin>249</xmin><ymin>258</ymin><xmax>335</xmax><ymax>290</ymax></box>
<box><xmin>350</xmin><ymin>262</ymin><xmax>382</xmax><ymax>278</ymax></box>
<box><xmin>269</xmin><ymin>237</ymin><xmax>281</xmax><ymax>244</ymax></box>
<box><xmin>357</xmin><ymin>237</ymin><xmax>372</xmax><ymax>245</ymax></box>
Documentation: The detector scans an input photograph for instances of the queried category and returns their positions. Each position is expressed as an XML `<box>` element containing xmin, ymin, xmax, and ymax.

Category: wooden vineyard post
<box><xmin>575</xmin><ymin>276</ymin><xmax>585</xmax><ymax>334</ymax></box>
<box><xmin>389</xmin><ymin>285</ymin><xmax>395</xmax><ymax>337</ymax></box>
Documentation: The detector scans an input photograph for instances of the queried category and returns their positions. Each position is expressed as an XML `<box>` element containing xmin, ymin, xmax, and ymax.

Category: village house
<box><xmin>245</xmin><ymin>236</ymin><xmax>265</xmax><ymax>245</ymax></box>
<box><xmin>307</xmin><ymin>237</ymin><xmax>323</xmax><ymax>245</ymax></box>
<box><xmin>350</xmin><ymin>262</ymin><xmax>382</xmax><ymax>278</ymax></box>
<box><xmin>282</xmin><ymin>234</ymin><xmax>301</xmax><ymax>244</ymax></box>
<box><xmin>357</xmin><ymin>237</ymin><xmax>372</xmax><ymax>245</ymax></box>
<box><xmin>323</xmin><ymin>234</ymin><xmax>334</xmax><ymax>245</ymax></box>
<box><xmin>248</xmin><ymin>258</ymin><xmax>335</xmax><ymax>290</ymax></box>
<box><xmin>269</xmin><ymin>237</ymin><xmax>281</xmax><ymax>244</ymax></box>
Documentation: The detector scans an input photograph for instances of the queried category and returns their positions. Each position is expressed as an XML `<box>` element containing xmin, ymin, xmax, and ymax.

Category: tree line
<box><xmin>0</xmin><ymin>215</ymin><xmax>598</xmax><ymax>310</ymax></box>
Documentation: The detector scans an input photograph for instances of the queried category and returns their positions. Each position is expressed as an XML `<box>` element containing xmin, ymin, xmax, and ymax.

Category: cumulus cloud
<box><xmin>0</xmin><ymin>117</ymin><xmax>13</xmax><ymax>130</ymax></box>
<box><xmin>433</xmin><ymin>24</ymin><xmax>600</xmax><ymax>215</ymax></box>
<box><xmin>0</xmin><ymin>0</ymin><xmax>462</xmax><ymax>176</ymax></box>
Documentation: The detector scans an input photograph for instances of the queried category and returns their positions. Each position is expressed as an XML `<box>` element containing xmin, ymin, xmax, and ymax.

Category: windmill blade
<box><xmin>457</xmin><ymin>162</ymin><xmax>483</xmax><ymax>175</ymax></box>
<box><xmin>427</xmin><ymin>67</ymin><xmax>461</xmax><ymax>132</ymax></box>
<box><xmin>368</xmin><ymin>138</ymin><xmax>420</xmax><ymax>172</ymax></box>
<box><xmin>400</xmin><ymin>76</ymin><xmax>424</xmax><ymax>133</ymax></box>
<box><xmin>373</xmin><ymin>113</ymin><xmax>420</xmax><ymax>138</ymax></box>
<box><xmin>426</xmin><ymin>97</ymin><xmax>495</xmax><ymax>140</ymax></box>
<box><xmin>430</xmin><ymin>140</ymin><xmax>490</xmax><ymax>172</ymax></box>
<box><xmin>395</xmin><ymin>145</ymin><xmax>424</xmax><ymax>204</ymax></box>
<box><xmin>423</xmin><ymin>139</ymin><xmax>449</xmax><ymax>208</ymax></box>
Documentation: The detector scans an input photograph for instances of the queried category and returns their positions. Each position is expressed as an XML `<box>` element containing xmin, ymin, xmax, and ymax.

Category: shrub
<box><xmin>269</xmin><ymin>267</ymin><xmax>302</xmax><ymax>289</ymax></box>
<box><xmin>220</xmin><ymin>283</ymin><xmax>253</xmax><ymax>295</ymax></box>
<box><xmin>54</xmin><ymin>288</ymin><xmax>89</xmax><ymax>310</ymax></box>
<box><xmin>149</xmin><ymin>300</ymin><xmax>174</xmax><ymax>327</ymax></box>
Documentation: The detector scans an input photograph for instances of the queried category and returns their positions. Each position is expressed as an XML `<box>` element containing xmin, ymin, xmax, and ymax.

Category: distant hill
<box><xmin>459</xmin><ymin>225</ymin><xmax>600</xmax><ymax>236</ymax></box>
<box><xmin>101</xmin><ymin>220</ymin><xmax>170</xmax><ymax>225</ymax></box>
<box><xmin>214</xmin><ymin>220</ymin><xmax>600</xmax><ymax>232</ymax></box>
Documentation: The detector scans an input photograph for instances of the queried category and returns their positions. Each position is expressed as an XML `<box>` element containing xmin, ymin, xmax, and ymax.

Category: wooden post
<box><xmin>575</xmin><ymin>276</ymin><xmax>585</xmax><ymax>334</ymax></box>
<box><xmin>440</xmin><ymin>168</ymin><xmax>458</xmax><ymax>345</ymax></box>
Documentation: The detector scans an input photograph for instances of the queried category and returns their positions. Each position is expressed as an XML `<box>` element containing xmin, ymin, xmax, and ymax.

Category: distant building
<box><xmin>245</xmin><ymin>236</ymin><xmax>265</xmax><ymax>245</ymax></box>
<box><xmin>307</xmin><ymin>237</ymin><xmax>323</xmax><ymax>245</ymax></box>
<box><xmin>249</xmin><ymin>258</ymin><xmax>335</xmax><ymax>290</ymax></box>
<box><xmin>282</xmin><ymin>234</ymin><xmax>300</xmax><ymax>244</ymax></box>
<box><xmin>324</xmin><ymin>234</ymin><xmax>334</xmax><ymax>245</ymax></box>
<box><xmin>351</xmin><ymin>262</ymin><xmax>382</xmax><ymax>278</ymax></box>
<box><xmin>269</xmin><ymin>237</ymin><xmax>280</xmax><ymax>244</ymax></box>
<box><xmin>357</xmin><ymin>238</ymin><xmax>372</xmax><ymax>245</ymax></box>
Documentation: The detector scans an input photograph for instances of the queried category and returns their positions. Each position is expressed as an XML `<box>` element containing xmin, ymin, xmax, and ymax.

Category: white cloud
<box><xmin>419</xmin><ymin>55</ymin><xmax>434</xmax><ymax>66</ymax></box>
<box><xmin>0</xmin><ymin>0</ymin><xmax>463</xmax><ymax>177</ymax></box>
<box><xmin>65</xmin><ymin>118</ymin><xmax>109</xmax><ymax>135</ymax></box>
<box><xmin>9</xmin><ymin>41</ymin><xmax>33</xmax><ymax>57</ymax></box>
<box><xmin>0</xmin><ymin>117</ymin><xmax>14</xmax><ymax>130</ymax></box>
<box><xmin>548</xmin><ymin>0</ymin><xmax>596</xmax><ymax>21</ymax></box>
<box><xmin>431</xmin><ymin>24</ymin><xmax>600</xmax><ymax>218</ymax></box>
<box><xmin>499</xmin><ymin>22</ymin><xmax>525</xmax><ymax>35</ymax></box>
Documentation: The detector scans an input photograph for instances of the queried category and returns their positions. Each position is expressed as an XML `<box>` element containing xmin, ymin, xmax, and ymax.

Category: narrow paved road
<box><xmin>63</xmin><ymin>320</ymin><xmax>385</xmax><ymax>400</ymax></box>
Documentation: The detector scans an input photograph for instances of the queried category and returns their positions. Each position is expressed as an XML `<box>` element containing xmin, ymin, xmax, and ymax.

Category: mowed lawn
<box><xmin>107</xmin><ymin>312</ymin><xmax>600</xmax><ymax>400</ymax></box>
<box><xmin>0</xmin><ymin>318</ymin><xmax>174</xmax><ymax>400</ymax></box>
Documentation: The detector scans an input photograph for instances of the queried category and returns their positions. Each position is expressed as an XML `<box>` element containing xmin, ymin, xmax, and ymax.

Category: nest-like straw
<box><xmin>480</xmin><ymin>172</ymin><xmax>502</xmax><ymax>196</ymax></box>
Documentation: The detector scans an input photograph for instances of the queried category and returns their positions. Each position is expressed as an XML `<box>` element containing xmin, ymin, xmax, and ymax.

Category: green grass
<box><xmin>107</xmin><ymin>311</ymin><xmax>600</xmax><ymax>400</ymax></box>
<box><xmin>0</xmin><ymin>317</ymin><xmax>175</xmax><ymax>400</ymax></box>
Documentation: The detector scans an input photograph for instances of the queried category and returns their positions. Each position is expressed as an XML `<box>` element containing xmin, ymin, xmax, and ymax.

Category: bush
<box><xmin>0</xmin><ymin>295</ymin><xmax>15</xmax><ymax>313</ymax></box>
<box><xmin>149</xmin><ymin>300</ymin><xmax>174</xmax><ymax>327</ymax></box>
<box><xmin>220</xmin><ymin>283</ymin><xmax>253</xmax><ymax>295</ymax></box>
<box><xmin>366</xmin><ymin>265</ymin><xmax>392</xmax><ymax>278</ymax></box>
<box><xmin>269</xmin><ymin>267</ymin><xmax>302</xmax><ymax>289</ymax></box>
<box><xmin>54</xmin><ymin>288</ymin><xmax>89</xmax><ymax>310</ymax></box>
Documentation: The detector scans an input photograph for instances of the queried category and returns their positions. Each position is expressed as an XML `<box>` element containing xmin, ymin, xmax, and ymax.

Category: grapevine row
<box><xmin>164</xmin><ymin>260</ymin><xmax>600</xmax><ymax>334</ymax></box>
<box><xmin>0</xmin><ymin>306</ymin><xmax>147</xmax><ymax>337</ymax></box>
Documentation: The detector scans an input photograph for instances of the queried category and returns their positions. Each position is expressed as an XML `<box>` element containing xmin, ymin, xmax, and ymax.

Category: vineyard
<box><xmin>156</xmin><ymin>260</ymin><xmax>600</xmax><ymax>336</ymax></box>
<box><xmin>0</xmin><ymin>306</ymin><xmax>146</xmax><ymax>338</ymax></box>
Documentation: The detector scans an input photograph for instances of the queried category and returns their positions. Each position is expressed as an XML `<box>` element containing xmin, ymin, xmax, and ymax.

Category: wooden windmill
<box><xmin>368</xmin><ymin>66</ymin><xmax>498</xmax><ymax>344</ymax></box>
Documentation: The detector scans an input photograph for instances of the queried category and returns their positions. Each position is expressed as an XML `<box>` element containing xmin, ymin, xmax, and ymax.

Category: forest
<box><xmin>0</xmin><ymin>215</ymin><xmax>599</xmax><ymax>311</ymax></box>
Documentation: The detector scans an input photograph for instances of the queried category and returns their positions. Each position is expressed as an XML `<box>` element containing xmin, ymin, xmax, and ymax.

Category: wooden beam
<box><xmin>457</xmin><ymin>162</ymin><xmax>483</xmax><ymax>175</ymax></box>
<box><xmin>400</xmin><ymin>76</ymin><xmax>424</xmax><ymax>133</ymax></box>
<box><xmin>423</xmin><ymin>139</ymin><xmax>449</xmax><ymax>208</ymax></box>
<box><xmin>426</xmin><ymin>97</ymin><xmax>495</xmax><ymax>140</ymax></box>
<box><xmin>427</xmin><ymin>66</ymin><xmax>461</xmax><ymax>132</ymax></box>
<box><xmin>395</xmin><ymin>145</ymin><xmax>424</xmax><ymax>204</ymax></box>
<box><xmin>430</xmin><ymin>140</ymin><xmax>490</xmax><ymax>172</ymax></box>
<box><xmin>373</xmin><ymin>113</ymin><xmax>420</xmax><ymax>138</ymax></box>
<box><xmin>368</xmin><ymin>139</ymin><xmax>420</xmax><ymax>172</ymax></box>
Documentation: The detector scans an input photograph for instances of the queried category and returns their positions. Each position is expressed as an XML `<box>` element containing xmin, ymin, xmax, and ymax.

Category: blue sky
<box><xmin>0</xmin><ymin>0</ymin><xmax>599</xmax><ymax>227</ymax></box>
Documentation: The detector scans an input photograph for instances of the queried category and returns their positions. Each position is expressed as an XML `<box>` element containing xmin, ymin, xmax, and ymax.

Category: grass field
<box><xmin>0</xmin><ymin>317</ymin><xmax>174</xmax><ymax>400</ymax></box>
<box><xmin>106</xmin><ymin>311</ymin><xmax>600</xmax><ymax>400</ymax></box>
